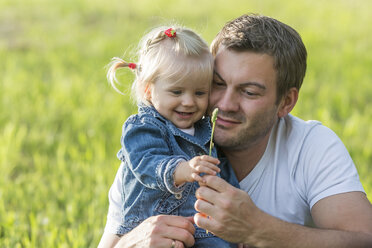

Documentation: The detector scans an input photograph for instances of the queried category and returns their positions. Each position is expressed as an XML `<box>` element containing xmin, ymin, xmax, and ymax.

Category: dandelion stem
<box><xmin>206</xmin><ymin>108</ymin><xmax>218</xmax><ymax>234</ymax></box>
<box><xmin>209</xmin><ymin>108</ymin><xmax>218</xmax><ymax>156</ymax></box>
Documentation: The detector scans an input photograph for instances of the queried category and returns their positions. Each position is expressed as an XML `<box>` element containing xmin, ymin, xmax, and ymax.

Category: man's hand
<box><xmin>194</xmin><ymin>175</ymin><xmax>372</xmax><ymax>248</ymax></box>
<box><xmin>114</xmin><ymin>215</ymin><xmax>195</xmax><ymax>248</ymax></box>
<box><xmin>194</xmin><ymin>175</ymin><xmax>260</xmax><ymax>244</ymax></box>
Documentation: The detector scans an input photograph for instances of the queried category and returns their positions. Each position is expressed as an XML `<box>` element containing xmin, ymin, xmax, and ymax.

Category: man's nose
<box><xmin>217</xmin><ymin>90</ymin><xmax>239</xmax><ymax>112</ymax></box>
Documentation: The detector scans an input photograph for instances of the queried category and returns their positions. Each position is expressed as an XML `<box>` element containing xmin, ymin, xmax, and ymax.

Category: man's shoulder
<box><xmin>283</xmin><ymin>114</ymin><xmax>321</xmax><ymax>131</ymax></box>
<box><xmin>280</xmin><ymin>114</ymin><xmax>331</xmax><ymax>142</ymax></box>
<box><xmin>283</xmin><ymin>114</ymin><xmax>339</xmax><ymax>144</ymax></box>
<box><xmin>274</xmin><ymin>114</ymin><xmax>344</xmax><ymax>160</ymax></box>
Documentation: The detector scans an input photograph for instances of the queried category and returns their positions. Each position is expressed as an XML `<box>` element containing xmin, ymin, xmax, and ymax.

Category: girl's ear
<box><xmin>144</xmin><ymin>83</ymin><xmax>152</xmax><ymax>101</ymax></box>
<box><xmin>277</xmin><ymin>87</ymin><xmax>298</xmax><ymax>118</ymax></box>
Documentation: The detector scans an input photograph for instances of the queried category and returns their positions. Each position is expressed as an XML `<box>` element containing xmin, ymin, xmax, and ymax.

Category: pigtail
<box><xmin>106</xmin><ymin>57</ymin><xmax>137</xmax><ymax>94</ymax></box>
<box><xmin>107</xmin><ymin>25</ymin><xmax>212</xmax><ymax>104</ymax></box>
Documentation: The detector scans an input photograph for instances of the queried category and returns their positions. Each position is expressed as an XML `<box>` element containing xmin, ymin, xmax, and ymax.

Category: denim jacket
<box><xmin>117</xmin><ymin>105</ymin><xmax>239</xmax><ymax>239</ymax></box>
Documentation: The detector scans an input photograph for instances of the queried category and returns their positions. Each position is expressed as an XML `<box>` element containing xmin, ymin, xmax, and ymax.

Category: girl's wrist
<box><xmin>174</xmin><ymin>161</ymin><xmax>188</xmax><ymax>186</ymax></box>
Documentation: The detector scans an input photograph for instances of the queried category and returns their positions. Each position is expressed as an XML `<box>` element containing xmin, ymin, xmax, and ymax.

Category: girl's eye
<box><xmin>170</xmin><ymin>90</ymin><xmax>182</xmax><ymax>95</ymax></box>
<box><xmin>195</xmin><ymin>91</ymin><xmax>206</xmax><ymax>96</ymax></box>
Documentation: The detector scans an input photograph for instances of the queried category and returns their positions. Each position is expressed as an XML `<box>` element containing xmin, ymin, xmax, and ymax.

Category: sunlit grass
<box><xmin>1</xmin><ymin>0</ymin><xmax>371</xmax><ymax>246</ymax></box>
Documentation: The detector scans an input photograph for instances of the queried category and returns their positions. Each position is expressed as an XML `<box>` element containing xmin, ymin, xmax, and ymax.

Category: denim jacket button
<box><xmin>175</xmin><ymin>193</ymin><xmax>182</xmax><ymax>199</ymax></box>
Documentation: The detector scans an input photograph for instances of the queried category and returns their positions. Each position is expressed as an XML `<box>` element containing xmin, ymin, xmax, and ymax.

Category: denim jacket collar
<box><xmin>138</xmin><ymin>104</ymin><xmax>212</xmax><ymax>146</ymax></box>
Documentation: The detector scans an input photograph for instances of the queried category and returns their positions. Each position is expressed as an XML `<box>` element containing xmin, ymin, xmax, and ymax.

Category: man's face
<box><xmin>209</xmin><ymin>48</ymin><xmax>281</xmax><ymax>150</ymax></box>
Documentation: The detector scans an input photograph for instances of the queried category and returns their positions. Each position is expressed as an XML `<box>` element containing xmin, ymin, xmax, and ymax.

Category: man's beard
<box><xmin>214</xmin><ymin>108</ymin><xmax>278</xmax><ymax>151</ymax></box>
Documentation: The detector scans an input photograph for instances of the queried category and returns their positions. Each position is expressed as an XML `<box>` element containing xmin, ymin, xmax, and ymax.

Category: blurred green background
<box><xmin>1</xmin><ymin>0</ymin><xmax>371</xmax><ymax>246</ymax></box>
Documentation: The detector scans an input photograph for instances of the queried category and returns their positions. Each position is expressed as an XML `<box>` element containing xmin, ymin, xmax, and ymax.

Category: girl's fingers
<box><xmin>194</xmin><ymin>161</ymin><xmax>220</xmax><ymax>172</ymax></box>
<box><xmin>201</xmin><ymin>167</ymin><xmax>218</xmax><ymax>176</ymax></box>
<box><xmin>200</xmin><ymin>155</ymin><xmax>220</xmax><ymax>164</ymax></box>
<box><xmin>192</xmin><ymin>173</ymin><xmax>205</xmax><ymax>183</ymax></box>
<box><xmin>194</xmin><ymin>164</ymin><xmax>220</xmax><ymax>175</ymax></box>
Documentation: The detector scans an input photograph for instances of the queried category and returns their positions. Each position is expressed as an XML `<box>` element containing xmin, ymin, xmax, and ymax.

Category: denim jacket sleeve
<box><xmin>118</xmin><ymin>116</ymin><xmax>188</xmax><ymax>194</ymax></box>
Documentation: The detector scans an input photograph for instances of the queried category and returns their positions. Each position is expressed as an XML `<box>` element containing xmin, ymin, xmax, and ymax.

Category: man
<box><xmin>99</xmin><ymin>14</ymin><xmax>372</xmax><ymax>248</ymax></box>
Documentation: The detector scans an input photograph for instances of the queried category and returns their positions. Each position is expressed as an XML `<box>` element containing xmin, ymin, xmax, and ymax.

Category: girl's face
<box><xmin>148</xmin><ymin>72</ymin><xmax>210</xmax><ymax>129</ymax></box>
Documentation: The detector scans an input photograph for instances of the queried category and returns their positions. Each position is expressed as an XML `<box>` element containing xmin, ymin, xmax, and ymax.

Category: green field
<box><xmin>1</xmin><ymin>0</ymin><xmax>371</xmax><ymax>246</ymax></box>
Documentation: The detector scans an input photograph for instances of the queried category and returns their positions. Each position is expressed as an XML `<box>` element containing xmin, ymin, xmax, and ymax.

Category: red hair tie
<box><xmin>128</xmin><ymin>63</ymin><xmax>137</xmax><ymax>69</ymax></box>
<box><xmin>164</xmin><ymin>28</ymin><xmax>176</xmax><ymax>38</ymax></box>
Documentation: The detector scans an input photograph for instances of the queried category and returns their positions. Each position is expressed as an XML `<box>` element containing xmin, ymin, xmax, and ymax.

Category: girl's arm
<box><xmin>121</xmin><ymin>120</ymin><xmax>187</xmax><ymax>193</ymax></box>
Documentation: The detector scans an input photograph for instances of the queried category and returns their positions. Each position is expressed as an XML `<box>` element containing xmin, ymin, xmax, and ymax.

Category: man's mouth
<box><xmin>216</xmin><ymin>115</ymin><xmax>241</xmax><ymax>127</ymax></box>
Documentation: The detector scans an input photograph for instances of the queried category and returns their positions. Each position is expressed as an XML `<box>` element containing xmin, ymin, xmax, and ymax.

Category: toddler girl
<box><xmin>107</xmin><ymin>25</ymin><xmax>238</xmax><ymax>248</ymax></box>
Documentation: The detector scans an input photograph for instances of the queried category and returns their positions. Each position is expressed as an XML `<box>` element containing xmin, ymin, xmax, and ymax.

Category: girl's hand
<box><xmin>188</xmin><ymin>155</ymin><xmax>220</xmax><ymax>183</ymax></box>
<box><xmin>174</xmin><ymin>155</ymin><xmax>220</xmax><ymax>185</ymax></box>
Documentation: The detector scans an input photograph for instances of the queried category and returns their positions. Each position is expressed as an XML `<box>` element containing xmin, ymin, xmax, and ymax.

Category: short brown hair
<box><xmin>211</xmin><ymin>14</ymin><xmax>307</xmax><ymax>102</ymax></box>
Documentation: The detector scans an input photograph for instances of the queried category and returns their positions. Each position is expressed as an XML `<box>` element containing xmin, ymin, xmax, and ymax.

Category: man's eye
<box><xmin>243</xmin><ymin>90</ymin><xmax>257</xmax><ymax>96</ymax></box>
<box><xmin>213</xmin><ymin>80</ymin><xmax>225</xmax><ymax>87</ymax></box>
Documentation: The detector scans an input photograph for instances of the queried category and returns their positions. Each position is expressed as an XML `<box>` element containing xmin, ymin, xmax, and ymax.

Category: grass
<box><xmin>0</xmin><ymin>0</ymin><xmax>371</xmax><ymax>246</ymax></box>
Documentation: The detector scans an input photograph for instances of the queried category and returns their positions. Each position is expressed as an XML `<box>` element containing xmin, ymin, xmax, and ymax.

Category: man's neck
<box><xmin>223</xmin><ymin>131</ymin><xmax>271</xmax><ymax>182</ymax></box>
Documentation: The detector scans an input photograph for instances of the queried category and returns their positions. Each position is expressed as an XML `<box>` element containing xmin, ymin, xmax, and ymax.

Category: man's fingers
<box><xmin>202</xmin><ymin>175</ymin><xmax>230</xmax><ymax>193</ymax></box>
<box><xmin>160</xmin><ymin>215</ymin><xmax>195</xmax><ymax>234</ymax></box>
<box><xmin>174</xmin><ymin>240</ymin><xmax>185</xmax><ymax>248</ymax></box>
<box><xmin>164</xmin><ymin>226</ymin><xmax>194</xmax><ymax>248</ymax></box>
<box><xmin>194</xmin><ymin>193</ymin><xmax>217</xmax><ymax>217</ymax></box>
<box><xmin>150</xmin><ymin>215</ymin><xmax>195</xmax><ymax>247</ymax></box>
<box><xmin>195</xmin><ymin>179</ymin><xmax>223</xmax><ymax>204</ymax></box>
<box><xmin>185</xmin><ymin>216</ymin><xmax>195</xmax><ymax>224</ymax></box>
<box><xmin>193</xmin><ymin>212</ymin><xmax>217</xmax><ymax>234</ymax></box>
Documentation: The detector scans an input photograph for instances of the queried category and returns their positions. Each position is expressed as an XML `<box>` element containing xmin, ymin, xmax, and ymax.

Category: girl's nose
<box><xmin>182</xmin><ymin>94</ymin><xmax>195</xmax><ymax>106</ymax></box>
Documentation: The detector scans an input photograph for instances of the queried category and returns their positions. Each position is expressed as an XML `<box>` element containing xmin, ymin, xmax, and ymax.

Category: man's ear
<box><xmin>277</xmin><ymin>87</ymin><xmax>298</xmax><ymax>118</ymax></box>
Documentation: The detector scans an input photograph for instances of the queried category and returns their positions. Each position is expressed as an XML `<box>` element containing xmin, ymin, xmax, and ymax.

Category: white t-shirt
<box><xmin>104</xmin><ymin>114</ymin><xmax>365</xmax><ymax>232</ymax></box>
<box><xmin>240</xmin><ymin>114</ymin><xmax>365</xmax><ymax>226</ymax></box>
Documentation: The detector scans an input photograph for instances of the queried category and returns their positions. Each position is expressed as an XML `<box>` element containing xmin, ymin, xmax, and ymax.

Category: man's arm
<box><xmin>194</xmin><ymin>175</ymin><xmax>372</xmax><ymax>248</ymax></box>
<box><xmin>98</xmin><ymin>215</ymin><xmax>196</xmax><ymax>248</ymax></box>
<box><xmin>97</xmin><ymin>232</ymin><xmax>120</xmax><ymax>248</ymax></box>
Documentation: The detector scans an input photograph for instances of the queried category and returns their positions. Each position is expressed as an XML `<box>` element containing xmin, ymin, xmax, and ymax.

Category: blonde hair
<box><xmin>107</xmin><ymin>25</ymin><xmax>213</xmax><ymax>104</ymax></box>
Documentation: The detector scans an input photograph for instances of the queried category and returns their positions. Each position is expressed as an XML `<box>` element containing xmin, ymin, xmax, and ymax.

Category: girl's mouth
<box><xmin>175</xmin><ymin>111</ymin><xmax>194</xmax><ymax>118</ymax></box>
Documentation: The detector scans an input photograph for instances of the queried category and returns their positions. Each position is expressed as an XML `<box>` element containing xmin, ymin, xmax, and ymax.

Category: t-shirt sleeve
<box><xmin>104</xmin><ymin>162</ymin><xmax>126</xmax><ymax>234</ymax></box>
<box><xmin>299</xmin><ymin>125</ymin><xmax>365</xmax><ymax>209</ymax></box>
